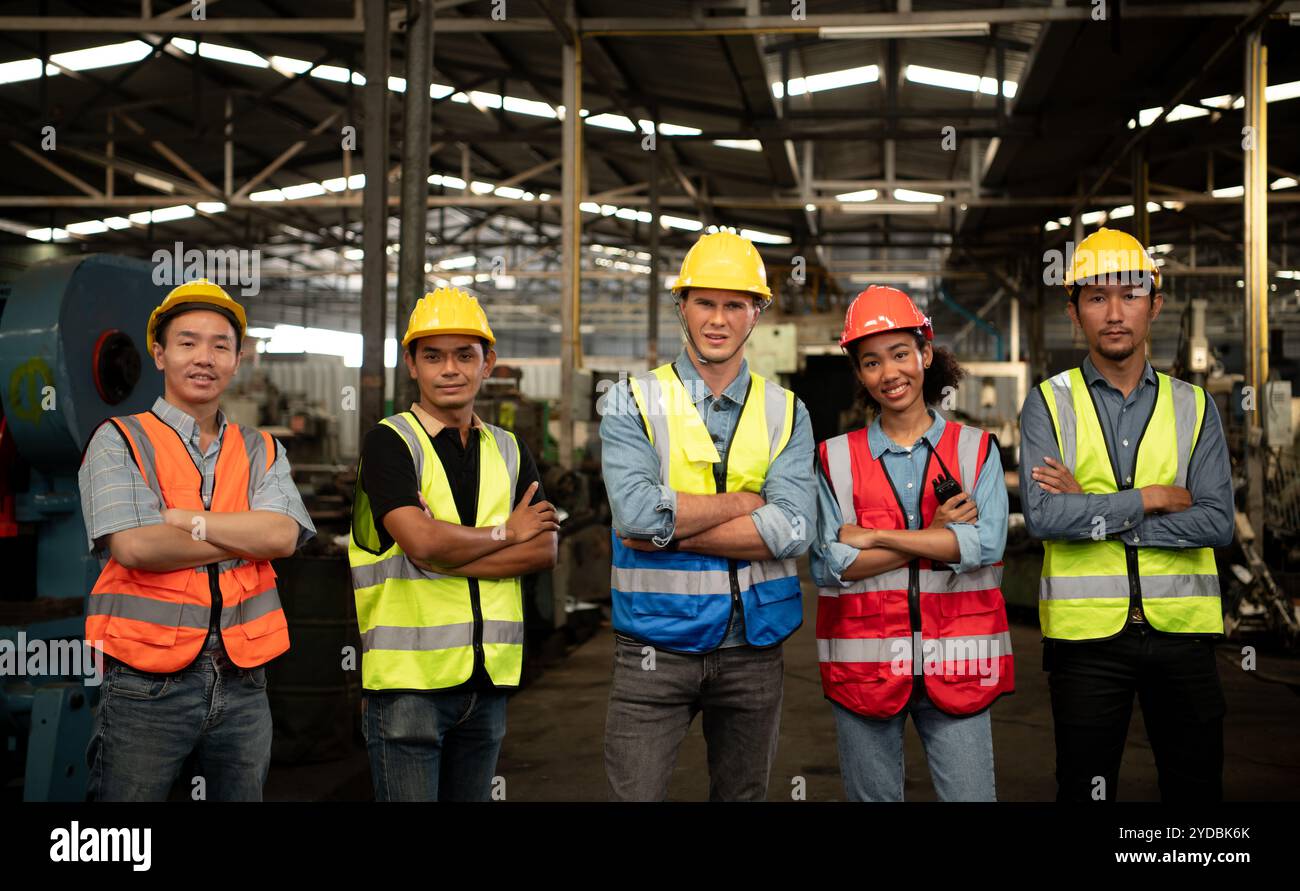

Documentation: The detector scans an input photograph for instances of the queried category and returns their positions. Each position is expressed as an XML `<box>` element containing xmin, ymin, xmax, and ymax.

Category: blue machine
<box><xmin>0</xmin><ymin>254</ymin><xmax>165</xmax><ymax>801</ymax></box>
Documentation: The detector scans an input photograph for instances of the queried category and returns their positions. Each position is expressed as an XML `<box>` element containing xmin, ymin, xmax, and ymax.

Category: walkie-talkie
<box><xmin>920</xmin><ymin>436</ymin><xmax>962</xmax><ymax>504</ymax></box>
<box><xmin>932</xmin><ymin>474</ymin><xmax>961</xmax><ymax>505</ymax></box>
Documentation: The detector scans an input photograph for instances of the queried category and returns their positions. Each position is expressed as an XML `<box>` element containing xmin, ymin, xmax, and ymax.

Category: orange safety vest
<box><xmin>83</xmin><ymin>411</ymin><xmax>289</xmax><ymax>672</ymax></box>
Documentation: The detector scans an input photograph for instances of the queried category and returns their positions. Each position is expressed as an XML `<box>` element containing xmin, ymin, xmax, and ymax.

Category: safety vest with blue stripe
<box><xmin>609</xmin><ymin>363</ymin><xmax>803</xmax><ymax>653</ymax></box>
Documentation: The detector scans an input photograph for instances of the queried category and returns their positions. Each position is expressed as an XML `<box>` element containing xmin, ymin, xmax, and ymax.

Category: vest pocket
<box><xmin>631</xmin><ymin>592</ymin><xmax>705</xmax><ymax>618</ymax></box>
<box><xmin>939</xmin><ymin>587</ymin><xmax>1003</xmax><ymax>617</ymax></box>
<box><xmin>837</xmin><ymin>590</ymin><xmax>883</xmax><ymax>617</ymax></box>
<box><xmin>231</xmin><ymin>562</ymin><xmax>287</xmax><ymax>639</ymax></box>
<box><xmin>103</xmin><ymin>590</ymin><xmax>183</xmax><ymax>648</ymax></box>
<box><xmin>827</xmin><ymin>659</ymin><xmax>889</xmax><ymax>686</ymax></box>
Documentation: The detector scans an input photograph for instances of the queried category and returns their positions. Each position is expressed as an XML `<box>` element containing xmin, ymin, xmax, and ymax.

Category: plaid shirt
<box><xmin>78</xmin><ymin>396</ymin><xmax>316</xmax><ymax>562</ymax></box>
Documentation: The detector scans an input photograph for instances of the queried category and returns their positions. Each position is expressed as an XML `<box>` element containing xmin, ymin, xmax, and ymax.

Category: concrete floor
<box><xmin>268</xmin><ymin>573</ymin><xmax>1300</xmax><ymax>801</ymax></box>
<box><xmin>495</xmin><ymin>576</ymin><xmax>1300</xmax><ymax>802</ymax></box>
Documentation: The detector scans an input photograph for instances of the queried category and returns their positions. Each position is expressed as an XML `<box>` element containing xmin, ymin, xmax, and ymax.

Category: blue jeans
<box><xmin>832</xmin><ymin>692</ymin><xmax>996</xmax><ymax>802</ymax></box>
<box><xmin>87</xmin><ymin>630</ymin><xmax>272</xmax><ymax>801</ymax></box>
<box><xmin>362</xmin><ymin>688</ymin><xmax>508</xmax><ymax>801</ymax></box>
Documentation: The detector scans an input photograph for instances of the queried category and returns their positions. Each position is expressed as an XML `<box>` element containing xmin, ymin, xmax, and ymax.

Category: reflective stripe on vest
<box><xmin>83</xmin><ymin>411</ymin><xmax>287</xmax><ymax>672</ymax></box>
<box><xmin>609</xmin><ymin>363</ymin><xmax>802</xmax><ymax>653</ymax></box>
<box><xmin>815</xmin><ymin>420</ymin><xmax>1014</xmax><ymax>719</ymax></box>
<box><xmin>348</xmin><ymin>412</ymin><xmax>525</xmax><ymax>690</ymax></box>
<box><xmin>1037</xmin><ymin>368</ymin><xmax>1222</xmax><ymax>640</ymax></box>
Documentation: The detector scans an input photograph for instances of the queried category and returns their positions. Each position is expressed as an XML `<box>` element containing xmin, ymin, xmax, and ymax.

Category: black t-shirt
<box><xmin>358</xmin><ymin>418</ymin><xmax>546</xmax><ymax>692</ymax></box>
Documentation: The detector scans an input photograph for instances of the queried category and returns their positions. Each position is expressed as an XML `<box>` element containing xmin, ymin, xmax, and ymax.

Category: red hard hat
<box><xmin>839</xmin><ymin>285</ymin><xmax>933</xmax><ymax>348</ymax></box>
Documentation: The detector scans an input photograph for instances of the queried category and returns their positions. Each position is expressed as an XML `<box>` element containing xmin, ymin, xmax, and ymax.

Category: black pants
<box><xmin>1046</xmin><ymin>624</ymin><xmax>1226</xmax><ymax>802</ymax></box>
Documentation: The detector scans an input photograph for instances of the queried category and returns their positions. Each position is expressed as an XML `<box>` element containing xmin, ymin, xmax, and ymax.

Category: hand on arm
<box><xmin>388</xmin><ymin>480</ymin><xmax>557</xmax><ymax>566</ymax></box>
<box><xmin>670</xmin><ymin>490</ymin><xmax>765</xmax><ymax>539</ymax></box>
<box><xmin>1031</xmin><ymin>456</ymin><xmax>1191</xmax><ymax>515</ymax></box>
<box><xmin>840</xmin><ymin>521</ymin><xmax>962</xmax><ymax>564</ymax></box>
<box><xmin>1019</xmin><ymin>392</ymin><xmax>1146</xmax><ymax>541</ymax></box>
<box><xmin>432</xmin><ymin>530</ymin><xmax>558</xmax><ymax>579</ymax></box>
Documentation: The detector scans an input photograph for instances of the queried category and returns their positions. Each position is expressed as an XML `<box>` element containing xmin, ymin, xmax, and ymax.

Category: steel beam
<box><xmin>396</xmin><ymin>0</ymin><xmax>434</xmax><ymax>410</ymax></box>
<box><xmin>1243</xmin><ymin>24</ymin><xmax>1269</xmax><ymax>541</ymax></box>
<box><xmin>361</xmin><ymin>0</ymin><xmax>390</xmax><ymax>435</ymax></box>
<box><xmin>559</xmin><ymin>1</ymin><xmax>583</xmax><ymax>466</ymax></box>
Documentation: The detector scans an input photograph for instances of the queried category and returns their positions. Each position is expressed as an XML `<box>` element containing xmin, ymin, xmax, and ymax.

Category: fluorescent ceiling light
<box><xmin>502</xmin><ymin>96</ymin><xmax>555</xmax><ymax>118</ymax></box>
<box><xmin>904</xmin><ymin>64</ymin><xmax>1016</xmax><ymax>98</ymax></box>
<box><xmin>65</xmin><ymin>219</ymin><xmax>109</xmax><ymax>235</ymax></box>
<box><xmin>657</xmin><ymin>122</ymin><xmax>702</xmax><ymax>136</ymax></box>
<box><xmin>836</xmin><ymin>188</ymin><xmax>879</xmax><ymax>202</ymax></box>
<box><xmin>661</xmin><ymin>215</ymin><xmax>704</xmax><ymax>231</ymax></box>
<box><xmin>1212</xmin><ymin>185</ymin><xmax>1245</xmax><ymax>198</ymax></box>
<box><xmin>772</xmin><ymin>65</ymin><xmax>879</xmax><ymax>99</ymax></box>
<box><xmin>0</xmin><ymin>58</ymin><xmax>43</xmax><ymax>84</ymax></box>
<box><xmin>741</xmin><ymin>228</ymin><xmax>791</xmax><ymax>245</ymax></box>
<box><xmin>820</xmin><ymin>23</ymin><xmax>990</xmax><ymax>38</ymax></box>
<box><xmin>50</xmin><ymin>40</ymin><xmax>153</xmax><ymax>73</ymax></box>
<box><xmin>196</xmin><ymin>43</ymin><xmax>267</xmax><ymax>69</ymax></box>
<box><xmin>893</xmin><ymin>188</ymin><xmax>944</xmax><ymax>203</ymax></box>
<box><xmin>439</xmin><ymin>255</ymin><xmax>477</xmax><ymax>270</ymax></box>
<box><xmin>839</xmin><ymin>202</ymin><xmax>939</xmax><ymax>214</ymax></box>
<box><xmin>714</xmin><ymin>139</ymin><xmax>763</xmax><ymax>151</ymax></box>
<box><xmin>269</xmin><ymin>56</ymin><xmax>313</xmax><ymax>76</ymax></box>
<box><xmin>1130</xmin><ymin>80</ymin><xmax>1300</xmax><ymax>129</ymax></box>
<box><xmin>280</xmin><ymin>182</ymin><xmax>327</xmax><ymax>200</ymax></box>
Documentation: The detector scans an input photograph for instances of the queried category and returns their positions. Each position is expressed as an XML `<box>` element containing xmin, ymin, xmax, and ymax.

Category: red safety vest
<box><xmin>84</xmin><ymin>411</ymin><xmax>289</xmax><ymax>672</ymax></box>
<box><xmin>816</xmin><ymin>420</ymin><xmax>1014</xmax><ymax>718</ymax></box>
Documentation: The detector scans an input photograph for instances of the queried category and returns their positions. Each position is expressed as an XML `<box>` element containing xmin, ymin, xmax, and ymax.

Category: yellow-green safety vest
<box><xmin>1037</xmin><ymin>367</ymin><xmax>1222</xmax><ymax>640</ymax></box>
<box><xmin>349</xmin><ymin>412</ymin><xmax>524</xmax><ymax>690</ymax></box>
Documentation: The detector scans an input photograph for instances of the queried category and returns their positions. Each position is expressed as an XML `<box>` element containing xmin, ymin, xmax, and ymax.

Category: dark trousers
<box><xmin>1047</xmin><ymin>624</ymin><xmax>1226</xmax><ymax>802</ymax></box>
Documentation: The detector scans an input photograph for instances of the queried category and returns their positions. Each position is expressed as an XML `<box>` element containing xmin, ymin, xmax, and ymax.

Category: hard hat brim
<box><xmin>147</xmin><ymin>301</ymin><xmax>246</xmax><ymax>353</ymax></box>
<box><xmin>403</xmin><ymin>327</ymin><xmax>497</xmax><ymax>348</ymax></box>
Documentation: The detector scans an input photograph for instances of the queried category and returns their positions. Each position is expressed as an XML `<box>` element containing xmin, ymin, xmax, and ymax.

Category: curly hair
<box><xmin>845</xmin><ymin>329</ymin><xmax>967</xmax><ymax>415</ymax></box>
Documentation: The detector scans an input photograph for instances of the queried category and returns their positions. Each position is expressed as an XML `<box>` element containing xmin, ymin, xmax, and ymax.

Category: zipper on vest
<box><xmin>150</xmin><ymin>410</ymin><xmax>226</xmax><ymax>665</ymax></box>
<box><xmin>1083</xmin><ymin>382</ymin><xmax>1158</xmax><ymax>630</ymax></box>
<box><xmin>879</xmin><ymin>450</ymin><xmax>925</xmax><ymax>676</ymax></box>
<box><xmin>469</xmin><ymin>578</ymin><xmax>485</xmax><ymax>677</ymax></box>
<box><xmin>712</xmin><ymin>376</ymin><xmax>749</xmax><ymax>649</ymax></box>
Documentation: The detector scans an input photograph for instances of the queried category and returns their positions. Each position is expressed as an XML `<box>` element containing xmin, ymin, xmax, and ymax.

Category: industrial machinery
<box><xmin>0</xmin><ymin>254</ymin><xmax>165</xmax><ymax>800</ymax></box>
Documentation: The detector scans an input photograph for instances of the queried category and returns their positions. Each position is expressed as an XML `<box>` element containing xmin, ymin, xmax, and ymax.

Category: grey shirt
<box><xmin>1017</xmin><ymin>355</ymin><xmax>1233</xmax><ymax>549</ymax></box>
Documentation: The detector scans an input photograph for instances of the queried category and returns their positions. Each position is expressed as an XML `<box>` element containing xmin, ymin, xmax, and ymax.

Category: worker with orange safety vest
<box><xmin>810</xmin><ymin>285</ymin><xmax>1013</xmax><ymax>801</ymax></box>
<box><xmin>78</xmin><ymin>279</ymin><xmax>315</xmax><ymax>801</ymax></box>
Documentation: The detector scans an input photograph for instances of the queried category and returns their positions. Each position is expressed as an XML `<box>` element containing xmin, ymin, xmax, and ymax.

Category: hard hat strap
<box><xmin>673</xmin><ymin>300</ymin><xmax>760</xmax><ymax>366</ymax></box>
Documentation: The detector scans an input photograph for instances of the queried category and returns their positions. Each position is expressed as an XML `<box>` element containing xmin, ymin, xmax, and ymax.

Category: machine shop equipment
<box><xmin>0</xmin><ymin>254</ymin><xmax>166</xmax><ymax>800</ymax></box>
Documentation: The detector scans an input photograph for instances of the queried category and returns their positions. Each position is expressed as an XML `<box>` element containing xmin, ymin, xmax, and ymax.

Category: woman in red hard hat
<box><xmin>810</xmin><ymin>285</ymin><xmax>1013</xmax><ymax>801</ymax></box>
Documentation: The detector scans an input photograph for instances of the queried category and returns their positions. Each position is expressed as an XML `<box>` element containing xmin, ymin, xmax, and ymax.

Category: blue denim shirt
<box><xmin>600</xmin><ymin>348</ymin><xmax>816</xmax><ymax>646</ymax></box>
<box><xmin>810</xmin><ymin>409</ymin><xmax>1008</xmax><ymax>588</ymax></box>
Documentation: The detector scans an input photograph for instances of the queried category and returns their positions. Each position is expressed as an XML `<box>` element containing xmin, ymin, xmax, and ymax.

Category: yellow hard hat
<box><xmin>1065</xmin><ymin>227</ymin><xmax>1162</xmax><ymax>295</ymax></box>
<box><xmin>146</xmin><ymin>278</ymin><xmax>247</xmax><ymax>353</ymax></box>
<box><xmin>402</xmin><ymin>286</ymin><xmax>495</xmax><ymax>347</ymax></box>
<box><xmin>671</xmin><ymin>231</ymin><xmax>773</xmax><ymax>310</ymax></box>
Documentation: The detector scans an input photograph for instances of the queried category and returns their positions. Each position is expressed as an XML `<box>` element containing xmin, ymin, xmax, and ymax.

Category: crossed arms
<box><xmin>382</xmin><ymin>481</ymin><xmax>558</xmax><ymax>579</ymax></box>
<box><xmin>600</xmin><ymin>380</ymin><xmax>817</xmax><ymax>563</ymax></box>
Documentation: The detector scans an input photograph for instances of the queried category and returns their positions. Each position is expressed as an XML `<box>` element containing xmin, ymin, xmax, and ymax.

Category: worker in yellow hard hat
<box><xmin>348</xmin><ymin>286</ymin><xmax>557</xmax><ymax>801</ymax></box>
<box><xmin>78</xmin><ymin>277</ymin><xmax>315</xmax><ymax>801</ymax></box>
<box><xmin>1019</xmin><ymin>226</ymin><xmax>1234</xmax><ymax>801</ymax></box>
<box><xmin>599</xmin><ymin>230</ymin><xmax>815</xmax><ymax>800</ymax></box>
<box><xmin>670</xmin><ymin>229</ymin><xmax>774</xmax><ymax>366</ymax></box>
